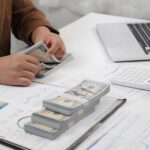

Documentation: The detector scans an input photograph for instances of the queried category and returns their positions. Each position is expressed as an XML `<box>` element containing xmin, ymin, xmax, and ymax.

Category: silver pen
<box><xmin>66</xmin><ymin>98</ymin><xmax>126</xmax><ymax>150</ymax></box>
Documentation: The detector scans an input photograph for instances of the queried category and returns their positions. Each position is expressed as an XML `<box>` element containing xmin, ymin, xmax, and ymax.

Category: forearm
<box><xmin>31</xmin><ymin>26</ymin><xmax>51</xmax><ymax>43</ymax></box>
<box><xmin>12</xmin><ymin>0</ymin><xmax>59</xmax><ymax>45</ymax></box>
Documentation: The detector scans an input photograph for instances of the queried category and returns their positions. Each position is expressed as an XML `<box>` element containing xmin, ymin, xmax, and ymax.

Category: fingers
<box><xmin>23</xmin><ymin>62</ymin><xmax>41</xmax><ymax>74</ymax></box>
<box><xmin>18</xmin><ymin>55</ymin><xmax>41</xmax><ymax>85</ymax></box>
<box><xmin>17</xmin><ymin>78</ymin><xmax>32</xmax><ymax>86</ymax></box>
<box><xmin>21</xmin><ymin>70</ymin><xmax>35</xmax><ymax>80</ymax></box>
<box><xmin>0</xmin><ymin>53</ymin><xmax>42</xmax><ymax>87</ymax></box>
<box><xmin>48</xmin><ymin>42</ymin><xmax>66</xmax><ymax>60</ymax></box>
<box><xmin>25</xmin><ymin>54</ymin><xmax>40</xmax><ymax>65</ymax></box>
<box><xmin>15</xmin><ymin>69</ymin><xmax>39</xmax><ymax>86</ymax></box>
<box><xmin>13</xmin><ymin>69</ymin><xmax>37</xmax><ymax>86</ymax></box>
<box><xmin>54</xmin><ymin>48</ymin><xmax>66</xmax><ymax>60</ymax></box>
<box><xmin>24</xmin><ymin>55</ymin><xmax>41</xmax><ymax>74</ymax></box>
<box><xmin>45</xmin><ymin>35</ymin><xmax>66</xmax><ymax>60</ymax></box>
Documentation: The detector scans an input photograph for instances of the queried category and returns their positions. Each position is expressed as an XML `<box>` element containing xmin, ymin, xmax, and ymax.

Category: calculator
<box><xmin>111</xmin><ymin>66</ymin><xmax>150</xmax><ymax>90</ymax></box>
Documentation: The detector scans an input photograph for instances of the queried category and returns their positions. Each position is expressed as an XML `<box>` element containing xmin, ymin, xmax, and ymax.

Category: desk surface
<box><xmin>35</xmin><ymin>13</ymin><xmax>150</xmax><ymax>87</ymax></box>
<box><xmin>1</xmin><ymin>13</ymin><xmax>150</xmax><ymax>150</ymax></box>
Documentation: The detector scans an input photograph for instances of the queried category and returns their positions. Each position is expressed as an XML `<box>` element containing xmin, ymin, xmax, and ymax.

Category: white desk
<box><xmin>1</xmin><ymin>13</ymin><xmax>150</xmax><ymax>150</ymax></box>
<box><xmin>35</xmin><ymin>13</ymin><xmax>150</xmax><ymax>88</ymax></box>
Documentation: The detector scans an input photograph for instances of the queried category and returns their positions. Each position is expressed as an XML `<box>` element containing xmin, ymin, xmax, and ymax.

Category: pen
<box><xmin>66</xmin><ymin>98</ymin><xmax>126</xmax><ymax>150</ymax></box>
<box><xmin>86</xmin><ymin>135</ymin><xmax>104</xmax><ymax>150</ymax></box>
<box><xmin>96</xmin><ymin>98</ymin><xmax>127</xmax><ymax>123</ymax></box>
<box><xmin>0</xmin><ymin>138</ymin><xmax>31</xmax><ymax>150</ymax></box>
<box><xmin>87</xmin><ymin>98</ymin><xmax>127</xmax><ymax>150</ymax></box>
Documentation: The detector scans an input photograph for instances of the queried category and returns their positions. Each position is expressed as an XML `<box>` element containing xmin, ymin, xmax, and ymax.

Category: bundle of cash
<box><xmin>24</xmin><ymin>80</ymin><xmax>110</xmax><ymax>140</ymax></box>
<box><xmin>24</xmin><ymin>108</ymin><xmax>94</xmax><ymax>140</ymax></box>
<box><xmin>21</xmin><ymin>41</ymin><xmax>72</xmax><ymax>78</ymax></box>
<box><xmin>24</xmin><ymin>122</ymin><xmax>65</xmax><ymax>140</ymax></box>
<box><xmin>31</xmin><ymin>105</ymin><xmax>94</xmax><ymax>130</ymax></box>
<box><xmin>43</xmin><ymin>80</ymin><xmax>110</xmax><ymax>115</ymax></box>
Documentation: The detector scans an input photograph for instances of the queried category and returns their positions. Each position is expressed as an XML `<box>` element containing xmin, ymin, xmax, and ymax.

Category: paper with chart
<box><xmin>76</xmin><ymin>88</ymin><xmax>150</xmax><ymax>150</ymax></box>
<box><xmin>0</xmin><ymin>83</ymin><xmax>66</xmax><ymax>105</ymax></box>
<box><xmin>86</xmin><ymin>110</ymin><xmax>150</xmax><ymax>150</ymax></box>
<box><xmin>0</xmin><ymin>85</ymin><xmax>122</xmax><ymax>150</ymax></box>
<box><xmin>0</xmin><ymin>71</ymin><xmax>150</xmax><ymax>150</ymax></box>
<box><xmin>34</xmin><ymin>63</ymin><xmax>120</xmax><ymax>88</ymax></box>
<box><xmin>0</xmin><ymin>82</ymin><xmax>145</xmax><ymax>150</ymax></box>
<box><xmin>90</xmin><ymin>87</ymin><xmax>150</xmax><ymax>150</ymax></box>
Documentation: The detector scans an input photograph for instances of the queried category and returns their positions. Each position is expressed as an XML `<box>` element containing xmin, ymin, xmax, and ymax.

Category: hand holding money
<box><xmin>22</xmin><ymin>41</ymin><xmax>72</xmax><ymax>78</ymax></box>
<box><xmin>0</xmin><ymin>53</ymin><xmax>41</xmax><ymax>86</ymax></box>
<box><xmin>24</xmin><ymin>41</ymin><xmax>62</xmax><ymax>64</ymax></box>
<box><xmin>31</xmin><ymin>26</ymin><xmax>66</xmax><ymax>60</ymax></box>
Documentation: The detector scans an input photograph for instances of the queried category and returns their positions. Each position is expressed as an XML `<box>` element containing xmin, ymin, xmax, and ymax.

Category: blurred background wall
<box><xmin>11</xmin><ymin>0</ymin><xmax>150</xmax><ymax>52</ymax></box>
<box><xmin>36</xmin><ymin>0</ymin><xmax>150</xmax><ymax>29</ymax></box>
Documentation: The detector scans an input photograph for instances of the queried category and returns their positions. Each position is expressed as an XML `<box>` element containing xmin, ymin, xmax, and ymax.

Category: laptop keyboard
<box><xmin>128</xmin><ymin>23</ymin><xmax>150</xmax><ymax>55</ymax></box>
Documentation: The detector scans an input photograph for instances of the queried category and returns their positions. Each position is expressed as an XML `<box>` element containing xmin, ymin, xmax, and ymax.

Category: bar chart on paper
<box><xmin>0</xmin><ymin>101</ymin><xmax>8</xmax><ymax>110</ymax></box>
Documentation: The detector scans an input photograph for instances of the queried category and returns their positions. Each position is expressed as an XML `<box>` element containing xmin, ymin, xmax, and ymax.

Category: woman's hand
<box><xmin>0</xmin><ymin>53</ymin><xmax>41</xmax><ymax>86</ymax></box>
<box><xmin>32</xmin><ymin>26</ymin><xmax>66</xmax><ymax>60</ymax></box>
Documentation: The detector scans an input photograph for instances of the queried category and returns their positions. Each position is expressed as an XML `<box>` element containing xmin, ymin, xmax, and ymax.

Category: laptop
<box><xmin>96</xmin><ymin>22</ymin><xmax>150</xmax><ymax>62</ymax></box>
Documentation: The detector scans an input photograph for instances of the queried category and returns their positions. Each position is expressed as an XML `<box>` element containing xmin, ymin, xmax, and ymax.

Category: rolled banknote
<box><xmin>24</xmin><ymin>41</ymin><xmax>61</xmax><ymax>63</ymax></box>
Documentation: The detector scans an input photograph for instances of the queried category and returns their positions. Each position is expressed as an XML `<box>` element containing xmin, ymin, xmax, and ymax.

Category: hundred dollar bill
<box><xmin>43</xmin><ymin>94</ymin><xmax>88</xmax><ymax>115</ymax></box>
<box><xmin>66</xmin><ymin>80</ymin><xmax>107</xmax><ymax>99</ymax></box>
<box><xmin>23</xmin><ymin>40</ymin><xmax>61</xmax><ymax>63</ymax></box>
<box><xmin>32</xmin><ymin>106</ymin><xmax>94</xmax><ymax>129</ymax></box>
<box><xmin>48</xmin><ymin>96</ymin><xmax>81</xmax><ymax>108</ymax></box>
<box><xmin>35</xmin><ymin>109</ymin><xmax>66</xmax><ymax>121</ymax></box>
<box><xmin>24</xmin><ymin>121</ymin><xmax>64</xmax><ymax>140</ymax></box>
<box><xmin>44</xmin><ymin>80</ymin><xmax>110</xmax><ymax>115</ymax></box>
<box><xmin>25</xmin><ymin>108</ymin><xmax>94</xmax><ymax>139</ymax></box>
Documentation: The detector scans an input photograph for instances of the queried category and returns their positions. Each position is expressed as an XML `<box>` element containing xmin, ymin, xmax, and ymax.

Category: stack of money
<box><xmin>24</xmin><ymin>80</ymin><xmax>110</xmax><ymax>139</ymax></box>
<box><xmin>25</xmin><ymin>108</ymin><xmax>94</xmax><ymax>140</ymax></box>
<box><xmin>43</xmin><ymin>80</ymin><xmax>109</xmax><ymax>115</ymax></box>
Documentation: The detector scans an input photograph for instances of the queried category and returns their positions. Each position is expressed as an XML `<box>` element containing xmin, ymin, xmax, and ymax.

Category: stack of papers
<box><xmin>24</xmin><ymin>80</ymin><xmax>110</xmax><ymax>139</ymax></box>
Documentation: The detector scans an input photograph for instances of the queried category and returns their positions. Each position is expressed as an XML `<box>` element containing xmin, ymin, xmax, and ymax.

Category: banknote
<box><xmin>35</xmin><ymin>109</ymin><xmax>67</xmax><ymax>121</ymax></box>
<box><xmin>50</xmin><ymin>96</ymin><xmax>81</xmax><ymax>108</ymax></box>
<box><xmin>44</xmin><ymin>81</ymin><xmax>110</xmax><ymax>115</ymax></box>
<box><xmin>25</xmin><ymin>107</ymin><xmax>94</xmax><ymax>139</ymax></box>
<box><xmin>66</xmin><ymin>88</ymin><xmax>93</xmax><ymax>99</ymax></box>
<box><xmin>21</xmin><ymin>41</ymin><xmax>73</xmax><ymax>78</ymax></box>
<box><xmin>79</xmin><ymin>80</ymin><xmax>106</xmax><ymax>94</ymax></box>
<box><xmin>28</xmin><ymin>48</ymin><xmax>51</xmax><ymax>63</ymax></box>
<box><xmin>24</xmin><ymin>121</ymin><xmax>63</xmax><ymax>140</ymax></box>
<box><xmin>32</xmin><ymin>105</ymin><xmax>94</xmax><ymax>129</ymax></box>
<box><xmin>27</xmin><ymin>121</ymin><xmax>57</xmax><ymax>132</ymax></box>
<box><xmin>24</xmin><ymin>41</ymin><xmax>61</xmax><ymax>63</ymax></box>
<box><xmin>66</xmin><ymin>80</ymin><xmax>107</xmax><ymax>99</ymax></box>
<box><xmin>25</xmin><ymin>81</ymin><xmax>110</xmax><ymax>139</ymax></box>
